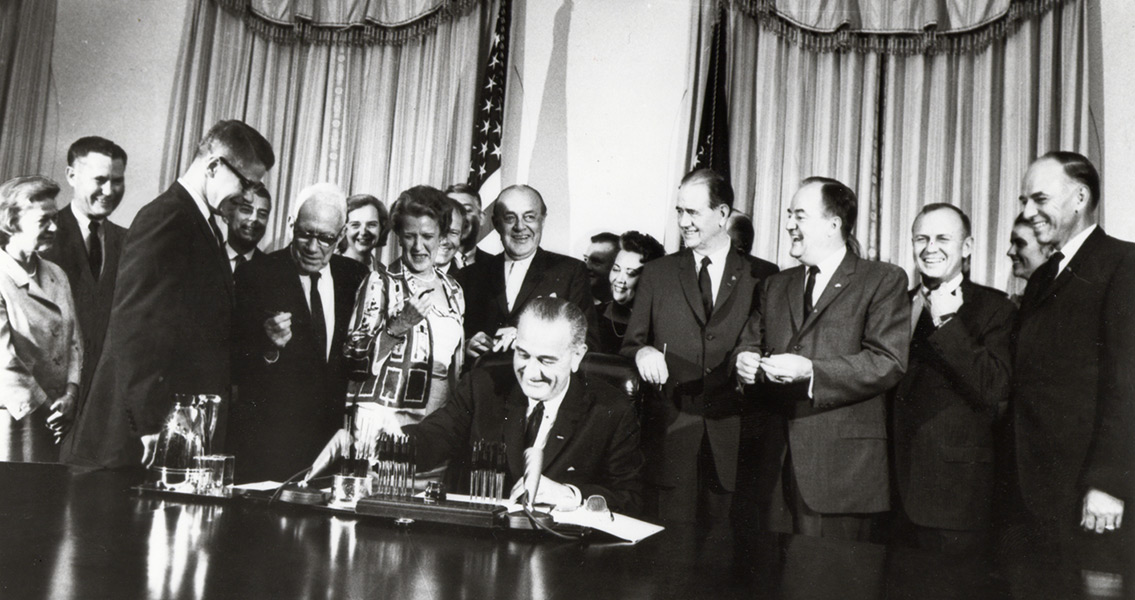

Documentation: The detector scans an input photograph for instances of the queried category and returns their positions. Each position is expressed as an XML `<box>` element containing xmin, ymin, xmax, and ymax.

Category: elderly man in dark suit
<box><xmin>1006</xmin><ymin>151</ymin><xmax>1135</xmax><ymax>592</ymax></box>
<box><xmin>457</xmin><ymin>185</ymin><xmax>597</xmax><ymax>358</ymax></box>
<box><xmin>622</xmin><ymin>169</ymin><xmax>778</xmax><ymax>525</ymax></box>
<box><xmin>735</xmin><ymin>177</ymin><xmax>909</xmax><ymax>541</ymax></box>
<box><xmin>228</xmin><ymin>183</ymin><xmax>367</xmax><ymax>482</ymax></box>
<box><xmin>42</xmin><ymin>137</ymin><xmax>127</xmax><ymax>408</ymax></box>
<box><xmin>891</xmin><ymin>203</ymin><xmax>1014</xmax><ymax>554</ymax></box>
<box><xmin>311</xmin><ymin>297</ymin><xmax>644</xmax><ymax>514</ymax></box>
<box><xmin>62</xmin><ymin>120</ymin><xmax>274</xmax><ymax>469</ymax></box>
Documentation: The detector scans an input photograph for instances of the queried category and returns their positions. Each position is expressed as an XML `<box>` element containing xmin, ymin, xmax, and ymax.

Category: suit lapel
<box><xmin>504</xmin><ymin>386</ymin><xmax>528</xmax><ymax>479</ymax></box>
<box><xmin>541</xmin><ymin>376</ymin><xmax>588</xmax><ymax>470</ymax></box>
<box><xmin>511</xmin><ymin>248</ymin><xmax>547</xmax><ymax>317</ymax></box>
<box><xmin>174</xmin><ymin>183</ymin><xmax>234</xmax><ymax>298</ymax></box>
<box><xmin>801</xmin><ymin>251</ymin><xmax>856</xmax><ymax>331</ymax></box>
<box><xmin>710</xmin><ymin>250</ymin><xmax>743</xmax><ymax>323</ymax></box>
<box><xmin>1038</xmin><ymin>227</ymin><xmax>1105</xmax><ymax>306</ymax></box>
<box><xmin>677</xmin><ymin>250</ymin><xmax>708</xmax><ymax>325</ymax></box>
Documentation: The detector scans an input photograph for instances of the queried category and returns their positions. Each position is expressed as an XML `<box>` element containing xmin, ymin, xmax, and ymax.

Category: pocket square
<box><xmin>567</xmin><ymin>466</ymin><xmax>576</xmax><ymax>472</ymax></box>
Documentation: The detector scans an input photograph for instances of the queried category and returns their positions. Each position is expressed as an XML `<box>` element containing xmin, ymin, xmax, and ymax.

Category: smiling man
<box><xmin>220</xmin><ymin>186</ymin><xmax>272</xmax><ymax>273</ymax></box>
<box><xmin>309</xmin><ymin>297</ymin><xmax>644</xmax><ymax>514</ymax></box>
<box><xmin>63</xmin><ymin>120</ymin><xmax>275</xmax><ymax>469</ymax></box>
<box><xmin>622</xmin><ymin>168</ymin><xmax>778</xmax><ymax>526</ymax></box>
<box><xmin>734</xmin><ymin>176</ymin><xmax>908</xmax><ymax>541</ymax></box>
<box><xmin>41</xmin><ymin>137</ymin><xmax>128</xmax><ymax>408</ymax></box>
<box><xmin>228</xmin><ymin>183</ymin><xmax>367</xmax><ymax>481</ymax></box>
<box><xmin>890</xmin><ymin>203</ymin><xmax>1015</xmax><ymax>554</ymax></box>
<box><xmin>457</xmin><ymin>184</ymin><xmax>597</xmax><ymax>359</ymax></box>
<box><xmin>1006</xmin><ymin>152</ymin><xmax>1135</xmax><ymax>591</ymax></box>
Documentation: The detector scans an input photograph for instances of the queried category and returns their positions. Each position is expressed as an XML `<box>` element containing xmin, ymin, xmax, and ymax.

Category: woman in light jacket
<box><xmin>0</xmin><ymin>176</ymin><xmax>82</xmax><ymax>462</ymax></box>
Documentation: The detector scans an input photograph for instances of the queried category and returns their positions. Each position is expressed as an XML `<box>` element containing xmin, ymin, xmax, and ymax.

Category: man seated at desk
<box><xmin>309</xmin><ymin>297</ymin><xmax>644</xmax><ymax>515</ymax></box>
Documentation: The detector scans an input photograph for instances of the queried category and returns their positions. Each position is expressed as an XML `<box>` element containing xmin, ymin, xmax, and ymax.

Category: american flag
<box><xmin>467</xmin><ymin>0</ymin><xmax>512</xmax><ymax>191</ymax></box>
<box><xmin>694</xmin><ymin>3</ymin><xmax>730</xmax><ymax>181</ymax></box>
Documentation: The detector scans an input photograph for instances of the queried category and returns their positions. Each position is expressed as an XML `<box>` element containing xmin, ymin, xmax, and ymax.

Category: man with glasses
<box><xmin>456</xmin><ymin>184</ymin><xmax>598</xmax><ymax>359</ymax></box>
<box><xmin>228</xmin><ymin>183</ymin><xmax>367</xmax><ymax>481</ymax></box>
<box><xmin>64</xmin><ymin>120</ymin><xmax>275</xmax><ymax>469</ymax></box>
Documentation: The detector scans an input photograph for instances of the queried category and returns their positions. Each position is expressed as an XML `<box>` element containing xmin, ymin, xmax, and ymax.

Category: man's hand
<box><xmin>508</xmin><ymin>475</ymin><xmax>578</xmax><ymax>510</ymax></box>
<box><xmin>45</xmin><ymin>390</ymin><xmax>77</xmax><ymax>442</ymax></box>
<box><xmin>927</xmin><ymin>286</ymin><xmax>963</xmax><ymax>323</ymax></box>
<box><xmin>735</xmin><ymin>351</ymin><xmax>764</xmax><ymax>385</ymax></box>
<box><xmin>635</xmin><ymin>346</ymin><xmax>669</xmax><ymax>386</ymax></box>
<box><xmin>467</xmin><ymin>332</ymin><xmax>493</xmax><ymax>358</ymax></box>
<box><xmin>387</xmin><ymin>291</ymin><xmax>433</xmax><ymax>337</ymax></box>
<box><xmin>264</xmin><ymin>312</ymin><xmax>293</xmax><ymax>348</ymax></box>
<box><xmin>760</xmin><ymin>353</ymin><xmax>813</xmax><ymax>384</ymax></box>
<box><xmin>140</xmin><ymin>433</ymin><xmax>161</xmax><ymax>468</ymax></box>
<box><xmin>1082</xmin><ymin>488</ymin><xmax>1124</xmax><ymax>533</ymax></box>
<box><xmin>306</xmin><ymin>429</ymin><xmax>353</xmax><ymax>482</ymax></box>
<box><xmin>491</xmin><ymin>327</ymin><xmax>518</xmax><ymax>353</ymax></box>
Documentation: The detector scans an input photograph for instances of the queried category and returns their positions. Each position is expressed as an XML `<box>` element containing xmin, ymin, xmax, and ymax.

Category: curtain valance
<box><xmin>733</xmin><ymin>0</ymin><xmax>1071</xmax><ymax>55</ymax></box>
<box><xmin>212</xmin><ymin>0</ymin><xmax>485</xmax><ymax>45</ymax></box>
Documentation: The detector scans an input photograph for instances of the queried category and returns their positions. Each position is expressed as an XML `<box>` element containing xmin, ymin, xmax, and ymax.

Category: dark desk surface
<box><xmin>0</xmin><ymin>462</ymin><xmax>1029</xmax><ymax>600</ymax></box>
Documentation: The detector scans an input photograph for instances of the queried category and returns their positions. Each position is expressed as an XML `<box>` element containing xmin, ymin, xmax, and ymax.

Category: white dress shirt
<box><xmin>806</xmin><ymin>245</ymin><xmax>849</xmax><ymax>308</ymax></box>
<box><xmin>177</xmin><ymin>177</ymin><xmax>225</xmax><ymax>244</ymax></box>
<box><xmin>297</xmin><ymin>263</ymin><xmax>335</xmax><ymax>360</ymax></box>
<box><xmin>504</xmin><ymin>252</ymin><xmax>537</xmax><ymax>311</ymax></box>
<box><xmin>69</xmin><ymin>203</ymin><xmax>107</xmax><ymax>277</ymax></box>
<box><xmin>226</xmin><ymin>243</ymin><xmax>256</xmax><ymax>274</ymax></box>
<box><xmin>525</xmin><ymin>382</ymin><xmax>582</xmax><ymax>507</ymax></box>
<box><xmin>691</xmin><ymin>241</ymin><xmax>732</xmax><ymax>305</ymax></box>
<box><xmin>1056</xmin><ymin>224</ymin><xmax>1096</xmax><ymax>275</ymax></box>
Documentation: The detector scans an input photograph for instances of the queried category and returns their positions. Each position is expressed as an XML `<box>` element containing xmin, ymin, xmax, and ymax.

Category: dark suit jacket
<box><xmin>621</xmin><ymin>248</ymin><xmax>779</xmax><ymax>491</ymax></box>
<box><xmin>228</xmin><ymin>250</ymin><xmax>367</xmax><ymax>482</ymax></box>
<box><xmin>1012</xmin><ymin>227</ymin><xmax>1135</xmax><ymax>520</ymax></box>
<box><xmin>407</xmin><ymin>366</ymin><xmax>644</xmax><ymax>514</ymax></box>
<box><xmin>737</xmin><ymin>251</ymin><xmax>909</xmax><ymax>514</ymax></box>
<box><xmin>61</xmin><ymin>183</ymin><xmax>234</xmax><ymax>468</ymax></box>
<box><xmin>40</xmin><ymin>205</ymin><xmax>126</xmax><ymax>401</ymax></box>
<box><xmin>892</xmin><ymin>280</ymin><xmax>1014</xmax><ymax>531</ymax></box>
<box><xmin>457</xmin><ymin>247</ymin><xmax>599</xmax><ymax>350</ymax></box>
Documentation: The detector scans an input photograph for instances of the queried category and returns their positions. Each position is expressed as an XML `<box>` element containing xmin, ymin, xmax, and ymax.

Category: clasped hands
<box><xmin>735</xmin><ymin>352</ymin><xmax>812</xmax><ymax>385</ymax></box>
<box><xmin>45</xmin><ymin>387</ymin><xmax>77</xmax><ymax>445</ymax></box>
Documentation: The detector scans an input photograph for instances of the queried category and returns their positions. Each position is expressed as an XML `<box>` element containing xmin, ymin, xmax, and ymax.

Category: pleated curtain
<box><xmin>162</xmin><ymin>0</ymin><xmax>491</xmax><ymax>254</ymax></box>
<box><xmin>0</xmin><ymin>0</ymin><xmax>57</xmax><ymax>181</ymax></box>
<box><xmin>724</xmin><ymin>0</ymin><xmax>1091</xmax><ymax>293</ymax></box>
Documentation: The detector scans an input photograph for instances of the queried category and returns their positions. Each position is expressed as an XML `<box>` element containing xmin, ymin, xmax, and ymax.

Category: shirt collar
<box><xmin>1056</xmin><ymin>224</ymin><xmax>1096</xmax><ymax>270</ymax></box>
<box><xmin>176</xmin><ymin>176</ymin><xmax>217</xmax><ymax>229</ymax></box>
<box><xmin>528</xmin><ymin>379</ymin><xmax>571</xmax><ymax>415</ymax></box>
<box><xmin>813</xmin><ymin>245</ymin><xmax>848</xmax><ymax>276</ymax></box>
<box><xmin>505</xmin><ymin>250</ymin><xmax>538</xmax><ymax>269</ymax></box>
<box><xmin>692</xmin><ymin>240</ymin><xmax>731</xmax><ymax>268</ymax></box>
<box><xmin>921</xmin><ymin>271</ymin><xmax>963</xmax><ymax>297</ymax></box>
<box><xmin>226</xmin><ymin>242</ymin><xmax>255</xmax><ymax>263</ymax></box>
<box><xmin>70</xmin><ymin>202</ymin><xmax>94</xmax><ymax>234</ymax></box>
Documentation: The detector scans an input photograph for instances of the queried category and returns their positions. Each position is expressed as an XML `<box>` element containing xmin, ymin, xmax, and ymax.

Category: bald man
<box><xmin>228</xmin><ymin>183</ymin><xmax>368</xmax><ymax>482</ymax></box>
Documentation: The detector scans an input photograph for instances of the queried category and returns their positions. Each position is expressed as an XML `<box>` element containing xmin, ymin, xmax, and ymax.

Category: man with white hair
<box><xmin>227</xmin><ymin>182</ymin><xmax>369</xmax><ymax>481</ymax></box>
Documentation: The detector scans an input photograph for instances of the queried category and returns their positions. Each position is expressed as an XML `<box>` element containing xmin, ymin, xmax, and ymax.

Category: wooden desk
<box><xmin>0</xmin><ymin>462</ymin><xmax>1018</xmax><ymax>599</ymax></box>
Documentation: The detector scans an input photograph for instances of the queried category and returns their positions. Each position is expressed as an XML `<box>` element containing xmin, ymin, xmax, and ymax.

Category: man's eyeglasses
<box><xmin>293</xmin><ymin>226</ymin><xmax>339</xmax><ymax>249</ymax></box>
<box><xmin>216</xmin><ymin>156</ymin><xmax>265</xmax><ymax>195</ymax></box>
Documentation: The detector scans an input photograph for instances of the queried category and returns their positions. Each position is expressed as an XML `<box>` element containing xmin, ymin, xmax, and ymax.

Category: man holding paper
<box><xmin>310</xmin><ymin>296</ymin><xmax>644</xmax><ymax>515</ymax></box>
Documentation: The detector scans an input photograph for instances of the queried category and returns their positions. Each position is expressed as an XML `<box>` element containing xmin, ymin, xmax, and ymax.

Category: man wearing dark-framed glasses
<box><xmin>64</xmin><ymin>120</ymin><xmax>275</xmax><ymax>469</ymax></box>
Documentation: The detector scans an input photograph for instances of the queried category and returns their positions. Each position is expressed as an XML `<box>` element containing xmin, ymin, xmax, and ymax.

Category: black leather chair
<box><xmin>474</xmin><ymin>351</ymin><xmax>642</xmax><ymax>407</ymax></box>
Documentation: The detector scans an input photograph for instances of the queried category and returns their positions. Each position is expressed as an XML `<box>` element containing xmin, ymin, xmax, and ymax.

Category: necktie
<box><xmin>698</xmin><ymin>256</ymin><xmax>714</xmax><ymax>318</ymax></box>
<box><xmin>803</xmin><ymin>265</ymin><xmax>820</xmax><ymax>320</ymax></box>
<box><xmin>208</xmin><ymin>217</ymin><xmax>225</xmax><ymax>248</ymax></box>
<box><xmin>505</xmin><ymin>261</ymin><xmax>523</xmax><ymax>311</ymax></box>
<box><xmin>234</xmin><ymin>254</ymin><xmax>247</xmax><ymax>271</ymax></box>
<box><xmin>309</xmin><ymin>272</ymin><xmax>328</xmax><ymax>361</ymax></box>
<box><xmin>524</xmin><ymin>401</ymin><xmax>544</xmax><ymax>449</ymax></box>
<box><xmin>1032</xmin><ymin>251</ymin><xmax>1065</xmax><ymax>296</ymax></box>
<box><xmin>87</xmin><ymin>220</ymin><xmax>102</xmax><ymax>280</ymax></box>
